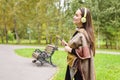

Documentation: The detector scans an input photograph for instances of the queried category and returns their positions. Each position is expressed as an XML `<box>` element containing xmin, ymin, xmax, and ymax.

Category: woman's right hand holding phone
<box><xmin>61</xmin><ymin>40</ymin><xmax>68</xmax><ymax>46</ymax></box>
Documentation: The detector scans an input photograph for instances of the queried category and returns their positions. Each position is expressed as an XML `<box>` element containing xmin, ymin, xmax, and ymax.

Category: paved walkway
<box><xmin>0</xmin><ymin>44</ymin><xmax>57</xmax><ymax>80</ymax></box>
<box><xmin>96</xmin><ymin>50</ymin><xmax>120</xmax><ymax>55</ymax></box>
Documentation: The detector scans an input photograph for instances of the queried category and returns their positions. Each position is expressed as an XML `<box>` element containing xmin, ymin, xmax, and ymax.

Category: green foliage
<box><xmin>0</xmin><ymin>0</ymin><xmax>120</xmax><ymax>49</ymax></box>
<box><xmin>8</xmin><ymin>31</ymin><xmax>14</xmax><ymax>41</ymax></box>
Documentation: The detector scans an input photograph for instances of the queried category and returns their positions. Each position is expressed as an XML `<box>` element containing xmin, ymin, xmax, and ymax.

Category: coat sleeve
<box><xmin>74</xmin><ymin>33</ymin><xmax>91</xmax><ymax>59</ymax></box>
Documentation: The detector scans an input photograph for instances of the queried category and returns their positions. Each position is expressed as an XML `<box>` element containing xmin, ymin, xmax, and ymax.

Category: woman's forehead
<box><xmin>76</xmin><ymin>9</ymin><xmax>82</xmax><ymax>15</ymax></box>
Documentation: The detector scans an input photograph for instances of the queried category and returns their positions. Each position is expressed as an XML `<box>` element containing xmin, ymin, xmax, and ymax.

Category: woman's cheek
<box><xmin>78</xmin><ymin>18</ymin><xmax>81</xmax><ymax>23</ymax></box>
<box><xmin>73</xmin><ymin>19</ymin><xmax>77</xmax><ymax>23</ymax></box>
<box><xmin>76</xmin><ymin>19</ymin><xmax>80</xmax><ymax>23</ymax></box>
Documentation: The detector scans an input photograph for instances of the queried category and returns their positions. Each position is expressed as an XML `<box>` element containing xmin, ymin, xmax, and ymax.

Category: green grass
<box><xmin>15</xmin><ymin>48</ymin><xmax>35</xmax><ymax>58</ymax></box>
<box><xmin>94</xmin><ymin>54</ymin><xmax>120</xmax><ymax>80</ymax></box>
<box><xmin>15</xmin><ymin>49</ymin><xmax>120</xmax><ymax>80</ymax></box>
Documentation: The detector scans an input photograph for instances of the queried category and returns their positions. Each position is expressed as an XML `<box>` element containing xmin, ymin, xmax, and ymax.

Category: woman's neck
<box><xmin>76</xmin><ymin>23</ymin><xmax>83</xmax><ymax>28</ymax></box>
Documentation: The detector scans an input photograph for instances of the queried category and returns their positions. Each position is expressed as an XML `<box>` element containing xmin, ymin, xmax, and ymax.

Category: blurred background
<box><xmin>0</xmin><ymin>0</ymin><xmax>120</xmax><ymax>50</ymax></box>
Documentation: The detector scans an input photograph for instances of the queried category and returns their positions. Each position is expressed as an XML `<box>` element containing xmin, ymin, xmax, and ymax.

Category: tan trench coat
<box><xmin>67</xmin><ymin>28</ymin><xmax>96</xmax><ymax>80</ymax></box>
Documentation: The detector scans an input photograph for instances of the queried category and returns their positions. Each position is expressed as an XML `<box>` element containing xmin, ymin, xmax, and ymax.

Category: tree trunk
<box><xmin>116</xmin><ymin>41</ymin><xmax>118</xmax><ymax>49</ymax></box>
<box><xmin>105</xmin><ymin>39</ymin><xmax>108</xmax><ymax>48</ymax></box>
<box><xmin>49</xmin><ymin>36</ymin><xmax>52</xmax><ymax>44</ymax></box>
<box><xmin>14</xmin><ymin>18</ymin><xmax>20</xmax><ymax>44</ymax></box>
<box><xmin>1</xmin><ymin>35</ymin><xmax>4</xmax><ymax>43</ymax></box>
<box><xmin>0</xmin><ymin>29</ymin><xmax>4</xmax><ymax>43</ymax></box>
<box><xmin>45</xmin><ymin>36</ymin><xmax>49</xmax><ymax>44</ymax></box>
<box><xmin>28</xmin><ymin>33</ymin><xmax>31</xmax><ymax>44</ymax></box>
<box><xmin>4</xmin><ymin>24</ymin><xmax>8</xmax><ymax>44</ymax></box>
<box><xmin>55</xmin><ymin>37</ymin><xmax>58</xmax><ymax>46</ymax></box>
<box><xmin>116</xmin><ymin>35</ymin><xmax>119</xmax><ymax>49</ymax></box>
<box><xmin>97</xmin><ymin>26</ymin><xmax>100</xmax><ymax>48</ymax></box>
<box><xmin>45</xmin><ymin>23</ymin><xmax>49</xmax><ymax>44</ymax></box>
<box><xmin>37</xmin><ymin>23</ymin><xmax>41</xmax><ymax>44</ymax></box>
<box><xmin>110</xmin><ymin>41</ymin><xmax>112</xmax><ymax>49</ymax></box>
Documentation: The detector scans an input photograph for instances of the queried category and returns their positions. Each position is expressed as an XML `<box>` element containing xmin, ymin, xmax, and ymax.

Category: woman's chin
<box><xmin>73</xmin><ymin>21</ymin><xmax>76</xmax><ymax>24</ymax></box>
<box><xmin>73</xmin><ymin>23</ymin><xmax>78</xmax><ymax>25</ymax></box>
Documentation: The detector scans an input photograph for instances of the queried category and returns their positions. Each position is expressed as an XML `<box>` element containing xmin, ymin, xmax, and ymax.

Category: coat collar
<box><xmin>76</xmin><ymin>27</ymin><xmax>90</xmax><ymax>43</ymax></box>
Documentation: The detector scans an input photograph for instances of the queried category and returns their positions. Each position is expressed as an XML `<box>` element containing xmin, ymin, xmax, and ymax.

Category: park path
<box><xmin>0</xmin><ymin>44</ymin><xmax>119</xmax><ymax>80</ymax></box>
<box><xmin>96</xmin><ymin>50</ymin><xmax>120</xmax><ymax>55</ymax></box>
<box><xmin>0</xmin><ymin>44</ymin><xmax>57</xmax><ymax>80</ymax></box>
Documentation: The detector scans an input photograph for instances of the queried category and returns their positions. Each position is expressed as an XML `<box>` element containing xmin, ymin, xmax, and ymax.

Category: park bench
<box><xmin>32</xmin><ymin>44</ymin><xmax>58</xmax><ymax>67</ymax></box>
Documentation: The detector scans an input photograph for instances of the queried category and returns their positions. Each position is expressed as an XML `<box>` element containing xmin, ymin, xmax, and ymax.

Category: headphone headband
<box><xmin>84</xmin><ymin>8</ymin><xmax>87</xmax><ymax>18</ymax></box>
<box><xmin>81</xmin><ymin>7</ymin><xmax>87</xmax><ymax>23</ymax></box>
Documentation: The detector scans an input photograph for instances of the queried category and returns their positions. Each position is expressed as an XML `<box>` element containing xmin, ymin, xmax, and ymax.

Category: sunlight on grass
<box><xmin>15</xmin><ymin>48</ymin><xmax>35</xmax><ymax>58</ymax></box>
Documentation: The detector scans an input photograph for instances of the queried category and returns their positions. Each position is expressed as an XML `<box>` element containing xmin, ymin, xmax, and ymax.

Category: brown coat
<box><xmin>67</xmin><ymin>28</ymin><xmax>96</xmax><ymax>80</ymax></box>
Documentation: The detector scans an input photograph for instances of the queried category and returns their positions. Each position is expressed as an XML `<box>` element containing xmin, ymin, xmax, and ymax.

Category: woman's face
<box><xmin>73</xmin><ymin>9</ymin><xmax>82</xmax><ymax>25</ymax></box>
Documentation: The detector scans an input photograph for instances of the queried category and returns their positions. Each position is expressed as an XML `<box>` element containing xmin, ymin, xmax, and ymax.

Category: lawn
<box><xmin>15</xmin><ymin>48</ymin><xmax>120</xmax><ymax>80</ymax></box>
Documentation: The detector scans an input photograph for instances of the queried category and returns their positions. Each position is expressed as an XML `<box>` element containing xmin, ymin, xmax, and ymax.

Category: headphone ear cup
<box><xmin>81</xmin><ymin>17</ymin><xmax>86</xmax><ymax>23</ymax></box>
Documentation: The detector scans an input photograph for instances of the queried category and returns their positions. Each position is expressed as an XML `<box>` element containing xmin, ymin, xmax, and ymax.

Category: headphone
<box><xmin>81</xmin><ymin>8</ymin><xmax>87</xmax><ymax>23</ymax></box>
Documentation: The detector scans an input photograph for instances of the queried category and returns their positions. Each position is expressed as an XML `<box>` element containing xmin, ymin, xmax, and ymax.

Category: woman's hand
<box><xmin>61</xmin><ymin>40</ymin><xmax>71</xmax><ymax>52</ymax></box>
<box><xmin>64</xmin><ymin>46</ymin><xmax>72</xmax><ymax>53</ymax></box>
<box><xmin>61</xmin><ymin>40</ymin><xmax>68</xmax><ymax>46</ymax></box>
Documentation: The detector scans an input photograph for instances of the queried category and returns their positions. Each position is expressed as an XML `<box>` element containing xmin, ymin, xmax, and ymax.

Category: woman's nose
<box><xmin>73</xmin><ymin>16</ymin><xmax>76</xmax><ymax>19</ymax></box>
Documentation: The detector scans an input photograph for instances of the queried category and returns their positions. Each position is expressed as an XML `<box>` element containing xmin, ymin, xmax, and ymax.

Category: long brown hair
<box><xmin>80</xmin><ymin>7</ymin><xmax>95</xmax><ymax>56</ymax></box>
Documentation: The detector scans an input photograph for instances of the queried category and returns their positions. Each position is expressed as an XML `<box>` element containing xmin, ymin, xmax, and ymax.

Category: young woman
<box><xmin>61</xmin><ymin>7</ymin><xmax>96</xmax><ymax>80</ymax></box>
